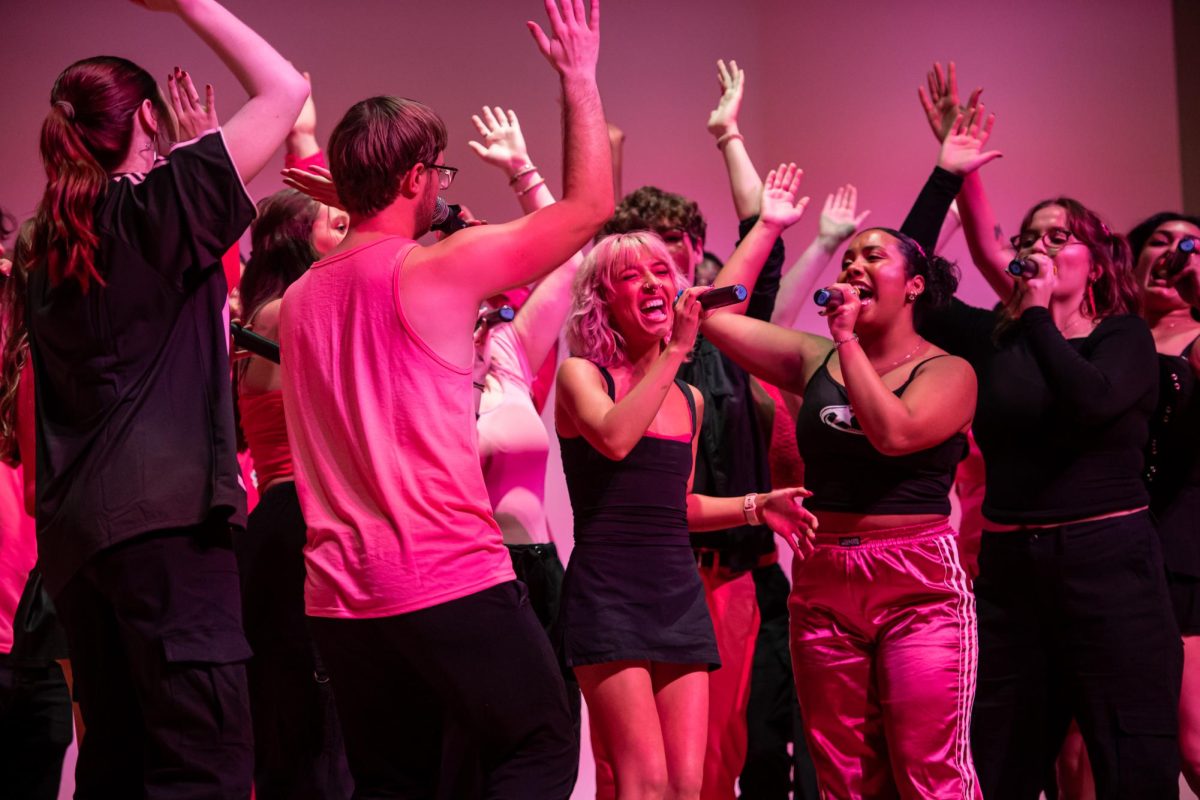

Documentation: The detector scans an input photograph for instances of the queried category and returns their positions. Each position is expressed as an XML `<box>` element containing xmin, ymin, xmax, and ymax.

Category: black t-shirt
<box><xmin>27</xmin><ymin>131</ymin><xmax>255</xmax><ymax>595</ymax></box>
<box><xmin>681</xmin><ymin>216</ymin><xmax>782</xmax><ymax>558</ymax></box>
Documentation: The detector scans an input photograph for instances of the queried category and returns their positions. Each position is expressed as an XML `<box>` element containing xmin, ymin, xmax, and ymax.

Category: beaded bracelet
<box><xmin>833</xmin><ymin>334</ymin><xmax>860</xmax><ymax>348</ymax></box>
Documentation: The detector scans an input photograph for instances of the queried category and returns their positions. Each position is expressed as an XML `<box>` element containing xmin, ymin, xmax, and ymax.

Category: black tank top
<box><xmin>559</xmin><ymin>366</ymin><xmax>697</xmax><ymax>546</ymax></box>
<box><xmin>797</xmin><ymin>351</ymin><xmax>967</xmax><ymax>514</ymax></box>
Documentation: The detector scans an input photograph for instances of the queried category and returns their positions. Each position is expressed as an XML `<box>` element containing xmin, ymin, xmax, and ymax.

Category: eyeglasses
<box><xmin>422</xmin><ymin>163</ymin><xmax>458</xmax><ymax>190</ymax></box>
<box><xmin>1009</xmin><ymin>226</ymin><xmax>1081</xmax><ymax>253</ymax></box>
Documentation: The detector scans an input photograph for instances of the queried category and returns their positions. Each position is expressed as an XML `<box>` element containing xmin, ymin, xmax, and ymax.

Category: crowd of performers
<box><xmin>0</xmin><ymin>1</ymin><xmax>1198</xmax><ymax>799</ymax></box>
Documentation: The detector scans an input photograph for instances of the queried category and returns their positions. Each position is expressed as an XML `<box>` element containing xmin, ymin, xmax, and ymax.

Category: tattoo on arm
<box><xmin>993</xmin><ymin>224</ymin><xmax>1005</xmax><ymax>243</ymax></box>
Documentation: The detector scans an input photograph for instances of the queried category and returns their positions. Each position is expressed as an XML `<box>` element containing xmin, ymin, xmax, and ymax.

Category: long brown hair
<box><xmin>997</xmin><ymin>197</ymin><xmax>1138</xmax><ymax>338</ymax></box>
<box><xmin>30</xmin><ymin>56</ymin><xmax>172</xmax><ymax>292</ymax></box>
<box><xmin>1</xmin><ymin>218</ymin><xmax>33</xmax><ymax>467</ymax></box>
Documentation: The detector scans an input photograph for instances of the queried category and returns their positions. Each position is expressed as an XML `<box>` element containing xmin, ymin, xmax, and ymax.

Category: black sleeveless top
<box><xmin>797</xmin><ymin>351</ymin><xmax>968</xmax><ymax>515</ymax></box>
<box><xmin>1146</xmin><ymin>338</ymin><xmax>1200</xmax><ymax>576</ymax></box>
<box><xmin>559</xmin><ymin>366</ymin><xmax>697</xmax><ymax>546</ymax></box>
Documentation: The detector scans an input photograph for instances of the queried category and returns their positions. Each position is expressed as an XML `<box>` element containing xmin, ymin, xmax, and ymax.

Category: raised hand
<box><xmin>706</xmin><ymin>58</ymin><xmax>744</xmax><ymax>138</ymax></box>
<box><xmin>280</xmin><ymin>164</ymin><xmax>344</xmax><ymax>210</ymax></box>
<box><xmin>917</xmin><ymin>61</ymin><xmax>983</xmax><ymax>142</ymax></box>
<box><xmin>758</xmin><ymin>162</ymin><xmax>809</xmax><ymax>231</ymax></box>
<box><xmin>166</xmin><ymin>66</ymin><xmax>217</xmax><ymax>142</ymax></box>
<box><xmin>527</xmin><ymin>0</ymin><xmax>600</xmax><ymax>79</ymax></box>
<box><xmin>759</xmin><ymin>487</ymin><xmax>818</xmax><ymax>559</ymax></box>
<box><xmin>818</xmin><ymin>184</ymin><xmax>871</xmax><ymax>246</ymax></box>
<box><xmin>936</xmin><ymin>106</ymin><xmax>1002</xmax><ymax>176</ymax></box>
<box><xmin>468</xmin><ymin>107</ymin><xmax>531</xmax><ymax>174</ymax></box>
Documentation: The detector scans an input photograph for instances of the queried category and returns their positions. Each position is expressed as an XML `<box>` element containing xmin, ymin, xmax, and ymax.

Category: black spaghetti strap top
<box><xmin>797</xmin><ymin>351</ymin><xmax>968</xmax><ymax>514</ymax></box>
<box><xmin>559</xmin><ymin>365</ymin><xmax>696</xmax><ymax>546</ymax></box>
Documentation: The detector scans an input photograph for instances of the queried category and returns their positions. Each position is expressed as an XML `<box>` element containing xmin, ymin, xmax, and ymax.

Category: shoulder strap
<box><xmin>675</xmin><ymin>379</ymin><xmax>697</xmax><ymax>436</ymax></box>
<box><xmin>596</xmin><ymin>364</ymin><xmax>616</xmax><ymax>400</ymax></box>
<box><xmin>1183</xmin><ymin>335</ymin><xmax>1199</xmax><ymax>360</ymax></box>
<box><xmin>896</xmin><ymin>354</ymin><xmax>954</xmax><ymax>392</ymax></box>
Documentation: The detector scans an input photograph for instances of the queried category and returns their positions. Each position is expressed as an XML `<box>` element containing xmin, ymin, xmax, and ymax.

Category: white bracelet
<box><xmin>834</xmin><ymin>334</ymin><xmax>860</xmax><ymax>348</ymax></box>
<box><xmin>742</xmin><ymin>493</ymin><xmax>763</xmax><ymax>526</ymax></box>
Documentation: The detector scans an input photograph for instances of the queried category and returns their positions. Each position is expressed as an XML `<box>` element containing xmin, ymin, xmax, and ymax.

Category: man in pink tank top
<box><xmin>278</xmin><ymin>3</ymin><xmax>612</xmax><ymax>797</ymax></box>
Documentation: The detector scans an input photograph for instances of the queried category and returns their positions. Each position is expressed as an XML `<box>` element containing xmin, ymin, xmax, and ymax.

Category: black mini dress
<box><xmin>557</xmin><ymin>366</ymin><xmax>719</xmax><ymax>669</ymax></box>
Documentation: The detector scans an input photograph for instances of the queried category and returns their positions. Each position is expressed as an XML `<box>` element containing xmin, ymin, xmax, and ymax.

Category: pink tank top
<box><xmin>280</xmin><ymin>236</ymin><xmax>513</xmax><ymax>618</ymax></box>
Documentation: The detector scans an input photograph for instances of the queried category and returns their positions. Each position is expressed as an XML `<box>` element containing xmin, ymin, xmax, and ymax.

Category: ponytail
<box><xmin>29</xmin><ymin>56</ymin><xmax>168</xmax><ymax>292</ymax></box>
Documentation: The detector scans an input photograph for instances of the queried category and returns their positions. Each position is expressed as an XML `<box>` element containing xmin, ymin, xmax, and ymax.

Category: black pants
<box><xmin>739</xmin><ymin>562</ymin><xmax>819</xmax><ymax>799</ymax></box>
<box><xmin>234</xmin><ymin>482</ymin><xmax>352</xmax><ymax>799</ymax></box>
<box><xmin>55</xmin><ymin>525</ymin><xmax>254</xmax><ymax>800</ymax></box>
<box><xmin>0</xmin><ymin>656</ymin><xmax>71</xmax><ymax>800</ymax></box>
<box><xmin>309</xmin><ymin>580</ymin><xmax>576</xmax><ymax>800</ymax></box>
<box><xmin>970</xmin><ymin>512</ymin><xmax>1182</xmax><ymax>799</ymax></box>
<box><xmin>507</xmin><ymin>542</ymin><xmax>582</xmax><ymax>734</ymax></box>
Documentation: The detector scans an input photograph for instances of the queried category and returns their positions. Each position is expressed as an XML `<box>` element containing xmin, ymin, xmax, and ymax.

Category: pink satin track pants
<box><xmin>788</xmin><ymin>520</ymin><xmax>981</xmax><ymax>799</ymax></box>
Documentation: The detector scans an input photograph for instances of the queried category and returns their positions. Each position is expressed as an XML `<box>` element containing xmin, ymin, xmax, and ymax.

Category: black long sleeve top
<box><xmin>903</xmin><ymin>169</ymin><xmax>1158</xmax><ymax>524</ymax></box>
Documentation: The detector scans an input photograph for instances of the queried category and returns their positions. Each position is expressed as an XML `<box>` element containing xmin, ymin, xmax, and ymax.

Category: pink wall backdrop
<box><xmin>0</xmin><ymin>2</ymin><xmax>1186</xmax><ymax>798</ymax></box>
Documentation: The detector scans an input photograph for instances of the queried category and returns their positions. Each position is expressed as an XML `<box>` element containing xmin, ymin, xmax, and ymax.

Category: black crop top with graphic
<box><xmin>797</xmin><ymin>352</ymin><xmax>968</xmax><ymax>514</ymax></box>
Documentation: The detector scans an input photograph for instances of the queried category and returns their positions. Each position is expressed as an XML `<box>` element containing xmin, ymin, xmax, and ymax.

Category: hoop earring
<box><xmin>906</xmin><ymin>292</ymin><xmax>918</xmax><ymax>303</ymax></box>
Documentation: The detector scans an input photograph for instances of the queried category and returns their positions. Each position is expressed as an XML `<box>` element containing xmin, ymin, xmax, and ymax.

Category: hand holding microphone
<box><xmin>816</xmin><ymin>282</ymin><xmax>862</xmax><ymax>342</ymax></box>
<box><xmin>1152</xmin><ymin>237</ymin><xmax>1198</xmax><ymax>280</ymax></box>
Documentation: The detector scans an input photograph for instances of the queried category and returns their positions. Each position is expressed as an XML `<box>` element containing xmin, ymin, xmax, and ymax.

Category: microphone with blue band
<box><xmin>674</xmin><ymin>284</ymin><xmax>748</xmax><ymax>310</ymax></box>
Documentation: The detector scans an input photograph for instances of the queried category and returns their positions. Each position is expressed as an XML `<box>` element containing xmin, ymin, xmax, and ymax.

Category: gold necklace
<box><xmin>876</xmin><ymin>338</ymin><xmax>926</xmax><ymax>373</ymax></box>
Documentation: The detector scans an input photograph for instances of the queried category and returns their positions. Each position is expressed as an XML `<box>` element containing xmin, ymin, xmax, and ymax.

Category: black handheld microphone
<box><xmin>698</xmin><ymin>284</ymin><xmax>748</xmax><ymax>309</ymax></box>
<box><xmin>813</xmin><ymin>287</ymin><xmax>844</xmax><ymax>307</ymax></box>
<box><xmin>1007</xmin><ymin>258</ymin><xmax>1039</xmax><ymax>278</ymax></box>
<box><xmin>230</xmin><ymin>322</ymin><xmax>280</xmax><ymax>365</ymax></box>
<box><xmin>477</xmin><ymin>305</ymin><xmax>515</xmax><ymax>328</ymax></box>
<box><xmin>674</xmin><ymin>284</ymin><xmax>748</xmax><ymax>309</ymax></box>
<box><xmin>431</xmin><ymin>197</ymin><xmax>468</xmax><ymax>235</ymax></box>
<box><xmin>1156</xmin><ymin>237</ymin><xmax>1199</xmax><ymax>279</ymax></box>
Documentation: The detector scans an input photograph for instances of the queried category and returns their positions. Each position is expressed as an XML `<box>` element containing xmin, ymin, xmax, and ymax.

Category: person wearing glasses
<box><xmin>908</xmin><ymin>67</ymin><xmax>1182</xmax><ymax>798</ymax></box>
<box><xmin>276</xmin><ymin>3</ymin><xmax>611</xmax><ymax>797</ymax></box>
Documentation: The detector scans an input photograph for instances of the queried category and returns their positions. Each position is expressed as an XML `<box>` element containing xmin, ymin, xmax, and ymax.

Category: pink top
<box><xmin>0</xmin><ymin>361</ymin><xmax>37</xmax><ymax>654</ymax></box>
<box><xmin>477</xmin><ymin>325</ymin><xmax>551</xmax><ymax>544</ymax></box>
<box><xmin>280</xmin><ymin>236</ymin><xmax>513</xmax><ymax>618</ymax></box>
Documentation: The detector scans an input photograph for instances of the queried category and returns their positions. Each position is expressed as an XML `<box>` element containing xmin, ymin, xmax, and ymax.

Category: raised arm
<box><xmin>708</xmin><ymin>163</ymin><xmax>808</xmax><ymax>314</ymax></box>
<box><xmin>917</xmin><ymin>62</ymin><xmax>1015</xmax><ymax>296</ymax></box>
<box><xmin>772</xmin><ymin>185</ymin><xmax>870</xmax><ymax>329</ymax></box>
<box><xmin>469</xmin><ymin>105</ymin><xmax>582</xmax><ymax>370</ymax></box>
<box><xmin>707</xmin><ymin>59</ymin><xmax>762</xmax><ymax>220</ymax></box>
<box><xmin>555</xmin><ymin>288</ymin><xmax>704</xmax><ymax>460</ymax></box>
<box><xmin>139</xmin><ymin>0</ymin><xmax>308</xmax><ymax>182</ymax></box>
<box><xmin>285</xmin><ymin>73</ymin><xmax>323</xmax><ymax>165</ymax></box>
<box><xmin>411</xmin><ymin>0</ymin><xmax>612</xmax><ymax>301</ymax></box>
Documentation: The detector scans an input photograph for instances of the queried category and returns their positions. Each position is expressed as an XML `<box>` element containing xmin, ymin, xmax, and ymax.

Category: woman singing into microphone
<box><xmin>554</xmin><ymin>167</ymin><xmax>817</xmax><ymax>799</ymax></box>
<box><xmin>700</xmin><ymin>166</ymin><xmax>981</xmax><ymax>796</ymax></box>
<box><xmin>909</xmin><ymin>70</ymin><xmax>1182</xmax><ymax>798</ymax></box>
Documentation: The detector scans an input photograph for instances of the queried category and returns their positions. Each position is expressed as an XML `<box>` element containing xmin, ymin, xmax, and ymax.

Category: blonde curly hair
<box><xmin>567</xmin><ymin>232</ymin><xmax>686</xmax><ymax>367</ymax></box>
